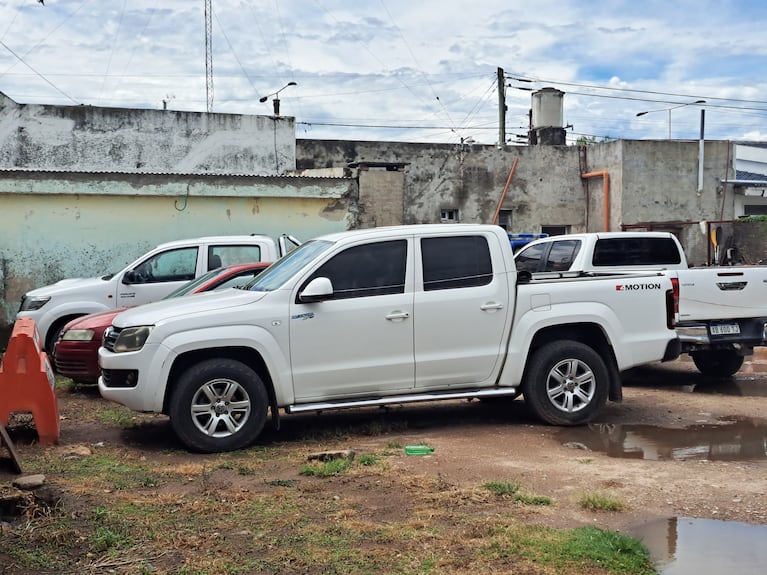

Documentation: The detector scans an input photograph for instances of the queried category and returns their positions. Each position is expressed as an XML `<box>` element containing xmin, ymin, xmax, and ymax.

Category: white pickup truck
<box><xmin>17</xmin><ymin>234</ymin><xmax>299</xmax><ymax>352</ymax></box>
<box><xmin>514</xmin><ymin>231</ymin><xmax>767</xmax><ymax>377</ymax></box>
<box><xmin>98</xmin><ymin>224</ymin><xmax>680</xmax><ymax>452</ymax></box>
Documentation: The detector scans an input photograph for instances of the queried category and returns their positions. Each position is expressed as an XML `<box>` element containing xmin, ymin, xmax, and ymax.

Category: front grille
<box><xmin>103</xmin><ymin>326</ymin><xmax>122</xmax><ymax>352</ymax></box>
<box><xmin>54</xmin><ymin>356</ymin><xmax>89</xmax><ymax>375</ymax></box>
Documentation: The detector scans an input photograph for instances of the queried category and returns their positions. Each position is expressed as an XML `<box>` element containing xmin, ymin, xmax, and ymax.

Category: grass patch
<box><xmin>484</xmin><ymin>480</ymin><xmax>552</xmax><ymax>505</ymax></box>
<box><xmin>562</xmin><ymin>527</ymin><xmax>654</xmax><ymax>574</ymax></box>
<box><xmin>357</xmin><ymin>453</ymin><xmax>380</xmax><ymax>466</ymax></box>
<box><xmin>579</xmin><ymin>491</ymin><xmax>627</xmax><ymax>512</ymax></box>
<box><xmin>265</xmin><ymin>478</ymin><xmax>298</xmax><ymax>487</ymax></box>
<box><xmin>5</xmin><ymin>389</ymin><xmax>654</xmax><ymax>575</ymax></box>
<box><xmin>96</xmin><ymin>407</ymin><xmax>137</xmax><ymax>428</ymax></box>
<box><xmin>485</xmin><ymin>480</ymin><xmax>521</xmax><ymax>496</ymax></box>
<box><xmin>486</xmin><ymin>523</ymin><xmax>654</xmax><ymax>574</ymax></box>
<box><xmin>299</xmin><ymin>457</ymin><xmax>353</xmax><ymax>477</ymax></box>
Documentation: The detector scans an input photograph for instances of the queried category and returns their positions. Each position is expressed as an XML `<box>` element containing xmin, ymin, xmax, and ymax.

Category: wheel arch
<box><xmin>525</xmin><ymin>322</ymin><xmax>622</xmax><ymax>401</ymax></box>
<box><xmin>163</xmin><ymin>346</ymin><xmax>278</xmax><ymax>416</ymax></box>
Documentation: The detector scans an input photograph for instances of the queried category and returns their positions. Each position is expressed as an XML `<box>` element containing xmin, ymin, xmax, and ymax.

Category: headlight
<box><xmin>61</xmin><ymin>329</ymin><xmax>95</xmax><ymax>342</ymax></box>
<box><xmin>20</xmin><ymin>295</ymin><xmax>51</xmax><ymax>311</ymax></box>
<box><xmin>113</xmin><ymin>326</ymin><xmax>153</xmax><ymax>352</ymax></box>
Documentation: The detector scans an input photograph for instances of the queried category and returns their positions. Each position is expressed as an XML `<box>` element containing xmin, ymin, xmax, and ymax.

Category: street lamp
<box><xmin>259</xmin><ymin>81</ymin><xmax>297</xmax><ymax>116</ymax></box>
<box><xmin>636</xmin><ymin>100</ymin><xmax>706</xmax><ymax>139</ymax></box>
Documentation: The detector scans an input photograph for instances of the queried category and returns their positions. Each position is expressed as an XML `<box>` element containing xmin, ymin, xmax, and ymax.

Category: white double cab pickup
<box><xmin>98</xmin><ymin>224</ymin><xmax>680</xmax><ymax>453</ymax></box>
<box><xmin>17</xmin><ymin>234</ymin><xmax>299</xmax><ymax>352</ymax></box>
<box><xmin>515</xmin><ymin>231</ymin><xmax>767</xmax><ymax>377</ymax></box>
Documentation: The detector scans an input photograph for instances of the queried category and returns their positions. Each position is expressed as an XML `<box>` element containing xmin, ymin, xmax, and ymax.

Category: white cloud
<box><xmin>1</xmin><ymin>0</ymin><xmax>765</xmax><ymax>143</ymax></box>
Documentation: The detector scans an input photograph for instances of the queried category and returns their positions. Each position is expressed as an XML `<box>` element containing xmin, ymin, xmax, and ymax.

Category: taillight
<box><xmin>666</xmin><ymin>277</ymin><xmax>679</xmax><ymax>329</ymax></box>
<box><xmin>671</xmin><ymin>277</ymin><xmax>679</xmax><ymax>314</ymax></box>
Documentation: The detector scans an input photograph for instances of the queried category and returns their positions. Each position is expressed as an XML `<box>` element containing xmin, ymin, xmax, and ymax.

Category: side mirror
<box><xmin>122</xmin><ymin>271</ymin><xmax>137</xmax><ymax>285</ymax></box>
<box><xmin>299</xmin><ymin>277</ymin><xmax>333</xmax><ymax>303</ymax></box>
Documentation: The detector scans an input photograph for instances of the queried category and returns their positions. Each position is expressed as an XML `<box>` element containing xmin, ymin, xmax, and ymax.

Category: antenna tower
<box><xmin>204</xmin><ymin>0</ymin><xmax>213</xmax><ymax>112</ymax></box>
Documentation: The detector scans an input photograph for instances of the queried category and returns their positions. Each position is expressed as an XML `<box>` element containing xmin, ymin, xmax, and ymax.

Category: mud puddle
<box><xmin>558</xmin><ymin>417</ymin><xmax>767</xmax><ymax>462</ymax></box>
<box><xmin>630</xmin><ymin>516</ymin><xmax>767</xmax><ymax>574</ymax></box>
<box><xmin>676</xmin><ymin>379</ymin><xmax>767</xmax><ymax>397</ymax></box>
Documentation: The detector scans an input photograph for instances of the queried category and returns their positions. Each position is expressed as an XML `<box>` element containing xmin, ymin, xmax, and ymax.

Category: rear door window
<box><xmin>545</xmin><ymin>240</ymin><xmax>581</xmax><ymax>271</ymax></box>
<box><xmin>421</xmin><ymin>235</ymin><xmax>493</xmax><ymax>291</ymax></box>
<box><xmin>515</xmin><ymin>243</ymin><xmax>546</xmax><ymax>273</ymax></box>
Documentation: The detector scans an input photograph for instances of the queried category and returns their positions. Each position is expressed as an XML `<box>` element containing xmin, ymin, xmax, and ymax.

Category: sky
<box><xmin>1</xmin><ymin>0</ymin><xmax>767</xmax><ymax>146</ymax></box>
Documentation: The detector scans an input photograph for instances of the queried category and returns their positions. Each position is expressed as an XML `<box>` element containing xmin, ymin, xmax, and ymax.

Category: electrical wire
<box><xmin>0</xmin><ymin>39</ymin><xmax>78</xmax><ymax>104</ymax></box>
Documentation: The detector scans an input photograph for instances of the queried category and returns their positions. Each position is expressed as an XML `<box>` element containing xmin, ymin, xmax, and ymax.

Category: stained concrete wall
<box><xmin>297</xmin><ymin>140</ymin><xmax>589</xmax><ymax>229</ymax></box>
<box><xmin>0</xmin><ymin>92</ymin><xmax>296</xmax><ymax>175</ymax></box>
<box><xmin>297</xmin><ymin>138</ymin><xmax>735</xmax><ymax>266</ymax></box>
<box><xmin>0</xmin><ymin>170</ymin><xmax>356</xmax><ymax>326</ymax></box>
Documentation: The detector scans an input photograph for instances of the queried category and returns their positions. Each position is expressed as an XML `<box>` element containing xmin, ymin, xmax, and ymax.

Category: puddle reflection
<box><xmin>683</xmin><ymin>379</ymin><xmax>767</xmax><ymax>397</ymax></box>
<box><xmin>559</xmin><ymin>417</ymin><xmax>767</xmax><ymax>462</ymax></box>
<box><xmin>624</xmin><ymin>364</ymin><xmax>767</xmax><ymax>397</ymax></box>
<box><xmin>631</xmin><ymin>517</ymin><xmax>767</xmax><ymax>575</ymax></box>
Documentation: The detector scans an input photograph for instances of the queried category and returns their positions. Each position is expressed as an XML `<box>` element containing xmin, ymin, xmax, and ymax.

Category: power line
<box><xmin>0</xmin><ymin>39</ymin><xmax>78</xmax><ymax>104</ymax></box>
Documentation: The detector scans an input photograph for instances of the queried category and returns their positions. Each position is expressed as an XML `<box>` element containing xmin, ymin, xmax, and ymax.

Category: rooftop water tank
<box><xmin>531</xmin><ymin>88</ymin><xmax>565</xmax><ymax>145</ymax></box>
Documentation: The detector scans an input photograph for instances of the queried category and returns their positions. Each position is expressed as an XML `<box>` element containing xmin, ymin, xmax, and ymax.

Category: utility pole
<box><xmin>497</xmin><ymin>67</ymin><xmax>506</xmax><ymax>149</ymax></box>
<box><xmin>204</xmin><ymin>0</ymin><xmax>213</xmax><ymax>112</ymax></box>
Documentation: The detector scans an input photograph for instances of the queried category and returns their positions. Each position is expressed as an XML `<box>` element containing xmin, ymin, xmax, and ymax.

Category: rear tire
<box><xmin>522</xmin><ymin>340</ymin><xmax>609</xmax><ymax>426</ymax></box>
<box><xmin>169</xmin><ymin>358</ymin><xmax>268</xmax><ymax>453</ymax></box>
<box><xmin>690</xmin><ymin>350</ymin><xmax>744</xmax><ymax>378</ymax></box>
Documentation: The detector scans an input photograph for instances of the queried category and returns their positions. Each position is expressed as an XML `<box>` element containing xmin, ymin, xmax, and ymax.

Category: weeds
<box><xmin>484</xmin><ymin>480</ymin><xmax>552</xmax><ymax>505</ymax></box>
<box><xmin>579</xmin><ymin>491</ymin><xmax>627</xmax><ymax>512</ymax></box>
<box><xmin>299</xmin><ymin>457</ymin><xmax>353</xmax><ymax>477</ymax></box>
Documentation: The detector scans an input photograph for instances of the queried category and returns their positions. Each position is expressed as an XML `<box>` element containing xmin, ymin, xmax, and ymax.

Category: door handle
<box><xmin>480</xmin><ymin>302</ymin><xmax>504</xmax><ymax>311</ymax></box>
<box><xmin>386</xmin><ymin>311</ymin><xmax>410</xmax><ymax>321</ymax></box>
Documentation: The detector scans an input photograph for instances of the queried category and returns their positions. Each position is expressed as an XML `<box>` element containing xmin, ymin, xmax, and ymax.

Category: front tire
<box><xmin>691</xmin><ymin>349</ymin><xmax>744</xmax><ymax>378</ymax></box>
<box><xmin>522</xmin><ymin>340</ymin><xmax>609</xmax><ymax>426</ymax></box>
<box><xmin>169</xmin><ymin>358</ymin><xmax>268</xmax><ymax>453</ymax></box>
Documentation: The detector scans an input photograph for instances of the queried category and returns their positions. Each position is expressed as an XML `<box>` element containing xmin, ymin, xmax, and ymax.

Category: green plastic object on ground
<box><xmin>404</xmin><ymin>445</ymin><xmax>434</xmax><ymax>455</ymax></box>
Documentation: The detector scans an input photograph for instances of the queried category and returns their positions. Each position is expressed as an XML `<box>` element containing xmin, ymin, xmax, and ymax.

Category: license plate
<box><xmin>710</xmin><ymin>323</ymin><xmax>740</xmax><ymax>335</ymax></box>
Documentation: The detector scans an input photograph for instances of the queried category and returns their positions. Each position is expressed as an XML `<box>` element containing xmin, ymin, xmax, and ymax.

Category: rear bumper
<box><xmin>676</xmin><ymin>318</ymin><xmax>767</xmax><ymax>349</ymax></box>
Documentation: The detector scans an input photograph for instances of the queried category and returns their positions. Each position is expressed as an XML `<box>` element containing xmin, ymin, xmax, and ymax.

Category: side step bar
<box><xmin>285</xmin><ymin>387</ymin><xmax>520</xmax><ymax>414</ymax></box>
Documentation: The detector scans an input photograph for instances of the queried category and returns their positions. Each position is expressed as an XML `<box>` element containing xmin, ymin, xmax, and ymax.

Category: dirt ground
<box><xmin>2</xmin><ymin>352</ymin><xmax>767</xmax><ymax>565</ymax></box>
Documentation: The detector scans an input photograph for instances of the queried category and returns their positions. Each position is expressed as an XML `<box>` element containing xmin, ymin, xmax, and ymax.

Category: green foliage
<box><xmin>562</xmin><ymin>527</ymin><xmax>655</xmax><ymax>574</ymax></box>
<box><xmin>91</xmin><ymin>526</ymin><xmax>130</xmax><ymax>551</ymax></box>
<box><xmin>579</xmin><ymin>491</ymin><xmax>627</xmax><ymax>512</ymax></box>
<box><xmin>484</xmin><ymin>480</ymin><xmax>552</xmax><ymax>505</ymax></box>
<box><xmin>357</xmin><ymin>453</ymin><xmax>380</xmax><ymax>466</ymax></box>
<box><xmin>576</xmin><ymin>135</ymin><xmax>616</xmax><ymax>145</ymax></box>
<box><xmin>299</xmin><ymin>457</ymin><xmax>353</xmax><ymax>477</ymax></box>
<box><xmin>486</xmin><ymin>523</ymin><xmax>654</xmax><ymax>574</ymax></box>
<box><xmin>484</xmin><ymin>480</ymin><xmax>521</xmax><ymax>496</ymax></box>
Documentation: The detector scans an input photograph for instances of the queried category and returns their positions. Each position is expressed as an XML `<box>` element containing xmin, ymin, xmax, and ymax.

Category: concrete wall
<box><xmin>0</xmin><ymin>92</ymin><xmax>296</xmax><ymax>175</ymax></box>
<box><xmin>0</xmin><ymin>170</ymin><xmax>356</xmax><ymax>326</ymax></box>
<box><xmin>297</xmin><ymin>138</ymin><xmax>735</xmax><ymax>265</ymax></box>
<box><xmin>298</xmin><ymin>140</ymin><xmax>590</xmax><ymax>230</ymax></box>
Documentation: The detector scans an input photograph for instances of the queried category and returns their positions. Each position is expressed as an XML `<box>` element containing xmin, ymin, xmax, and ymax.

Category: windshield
<box><xmin>163</xmin><ymin>267</ymin><xmax>227</xmax><ymax>299</ymax></box>
<box><xmin>244</xmin><ymin>240</ymin><xmax>333</xmax><ymax>292</ymax></box>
